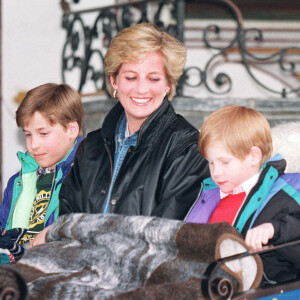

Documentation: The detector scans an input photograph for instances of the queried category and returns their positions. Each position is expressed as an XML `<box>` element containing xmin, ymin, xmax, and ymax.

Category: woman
<box><xmin>59</xmin><ymin>23</ymin><xmax>209</xmax><ymax>218</ymax></box>
<box><xmin>30</xmin><ymin>24</ymin><xmax>209</xmax><ymax>247</ymax></box>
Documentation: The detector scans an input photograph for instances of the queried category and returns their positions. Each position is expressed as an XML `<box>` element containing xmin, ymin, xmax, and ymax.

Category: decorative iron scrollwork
<box><xmin>240</xmin><ymin>28</ymin><xmax>300</xmax><ymax>97</ymax></box>
<box><xmin>61</xmin><ymin>0</ymin><xmax>184</xmax><ymax>94</ymax></box>
<box><xmin>202</xmin><ymin>238</ymin><xmax>300</xmax><ymax>299</ymax></box>
<box><xmin>61</xmin><ymin>0</ymin><xmax>300</xmax><ymax>98</ymax></box>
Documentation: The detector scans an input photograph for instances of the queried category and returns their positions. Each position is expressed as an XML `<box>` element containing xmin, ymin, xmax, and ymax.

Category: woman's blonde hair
<box><xmin>199</xmin><ymin>105</ymin><xmax>273</xmax><ymax>166</ymax></box>
<box><xmin>104</xmin><ymin>23</ymin><xmax>187</xmax><ymax>100</ymax></box>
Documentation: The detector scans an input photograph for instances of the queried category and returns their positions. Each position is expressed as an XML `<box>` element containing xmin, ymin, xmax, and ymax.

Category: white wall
<box><xmin>1</xmin><ymin>0</ymin><xmax>115</xmax><ymax>193</ymax></box>
<box><xmin>2</xmin><ymin>1</ymin><xmax>65</xmax><ymax>191</ymax></box>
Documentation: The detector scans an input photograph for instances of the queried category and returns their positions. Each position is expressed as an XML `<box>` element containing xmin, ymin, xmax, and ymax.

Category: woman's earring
<box><xmin>163</xmin><ymin>90</ymin><xmax>168</xmax><ymax>98</ymax></box>
<box><xmin>113</xmin><ymin>89</ymin><xmax>118</xmax><ymax>99</ymax></box>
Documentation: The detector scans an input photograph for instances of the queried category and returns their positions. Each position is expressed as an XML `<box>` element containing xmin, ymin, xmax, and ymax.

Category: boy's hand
<box><xmin>245</xmin><ymin>223</ymin><xmax>275</xmax><ymax>251</ymax></box>
<box><xmin>29</xmin><ymin>226</ymin><xmax>51</xmax><ymax>248</ymax></box>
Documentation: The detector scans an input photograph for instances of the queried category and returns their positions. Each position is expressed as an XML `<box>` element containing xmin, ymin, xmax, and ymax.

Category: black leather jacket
<box><xmin>59</xmin><ymin>99</ymin><xmax>209</xmax><ymax>220</ymax></box>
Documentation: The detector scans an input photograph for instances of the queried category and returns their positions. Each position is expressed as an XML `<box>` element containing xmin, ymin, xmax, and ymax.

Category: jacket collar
<box><xmin>58</xmin><ymin>136</ymin><xmax>83</xmax><ymax>169</ymax></box>
<box><xmin>17</xmin><ymin>151</ymin><xmax>39</xmax><ymax>174</ymax></box>
<box><xmin>262</xmin><ymin>153</ymin><xmax>286</xmax><ymax>171</ymax></box>
<box><xmin>102</xmin><ymin>98</ymin><xmax>176</xmax><ymax>147</ymax></box>
<box><xmin>259</xmin><ymin>153</ymin><xmax>286</xmax><ymax>182</ymax></box>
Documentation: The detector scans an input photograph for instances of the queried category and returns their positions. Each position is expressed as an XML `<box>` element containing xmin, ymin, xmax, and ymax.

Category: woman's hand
<box><xmin>245</xmin><ymin>223</ymin><xmax>275</xmax><ymax>251</ymax></box>
<box><xmin>29</xmin><ymin>225</ymin><xmax>51</xmax><ymax>248</ymax></box>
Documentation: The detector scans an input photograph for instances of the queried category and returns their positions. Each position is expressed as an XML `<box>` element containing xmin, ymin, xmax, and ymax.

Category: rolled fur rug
<box><xmin>11</xmin><ymin>214</ymin><xmax>262</xmax><ymax>300</ymax></box>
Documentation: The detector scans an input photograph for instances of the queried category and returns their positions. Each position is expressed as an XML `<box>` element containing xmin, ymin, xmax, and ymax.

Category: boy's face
<box><xmin>23</xmin><ymin>111</ymin><xmax>77</xmax><ymax>170</ymax></box>
<box><xmin>206</xmin><ymin>142</ymin><xmax>259</xmax><ymax>193</ymax></box>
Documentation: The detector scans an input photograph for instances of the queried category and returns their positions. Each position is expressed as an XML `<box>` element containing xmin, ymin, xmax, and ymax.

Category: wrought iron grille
<box><xmin>60</xmin><ymin>0</ymin><xmax>300</xmax><ymax>98</ymax></box>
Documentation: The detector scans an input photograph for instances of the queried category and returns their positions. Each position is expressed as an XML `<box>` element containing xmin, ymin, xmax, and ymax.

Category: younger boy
<box><xmin>0</xmin><ymin>83</ymin><xmax>83</xmax><ymax>262</ymax></box>
<box><xmin>185</xmin><ymin>105</ymin><xmax>300</xmax><ymax>285</ymax></box>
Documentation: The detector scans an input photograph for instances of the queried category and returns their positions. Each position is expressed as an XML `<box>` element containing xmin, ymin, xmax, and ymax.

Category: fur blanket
<box><xmin>6</xmin><ymin>214</ymin><xmax>263</xmax><ymax>300</ymax></box>
<box><xmin>272</xmin><ymin>121</ymin><xmax>300</xmax><ymax>173</ymax></box>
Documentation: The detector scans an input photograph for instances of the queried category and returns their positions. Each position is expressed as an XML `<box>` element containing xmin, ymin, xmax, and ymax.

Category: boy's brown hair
<box><xmin>16</xmin><ymin>83</ymin><xmax>83</xmax><ymax>134</ymax></box>
<box><xmin>199</xmin><ymin>105</ymin><xmax>273</xmax><ymax>166</ymax></box>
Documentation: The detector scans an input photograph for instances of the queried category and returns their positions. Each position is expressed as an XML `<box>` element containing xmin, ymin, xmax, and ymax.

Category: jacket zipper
<box><xmin>232</xmin><ymin>193</ymin><xmax>250</xmax><ymax>227</ymax></box>
<box><xmin>10</xmin><ymin>170</ymin><xmax>23</xmax><ymax>229</ymax></box>
<box><xmin>101</xmin><ymin>142</ymin><xmax>114</xmax><ymax>213</ymax></box>
<box><xmin>44</xmin><ymin>166</ymin><xmax>57</xmax><ymax>226</ymax></box>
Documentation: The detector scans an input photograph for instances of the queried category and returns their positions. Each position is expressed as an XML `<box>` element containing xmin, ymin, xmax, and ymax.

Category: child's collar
<box><xmin>220</xmin><ymin>172</ymin><xmax>260</xmax><ymax>199</ymax></box>
<box><xmin>36</xmin><ymin>166</ymin><xmax>55</xmax><ymax>181</ymax></box>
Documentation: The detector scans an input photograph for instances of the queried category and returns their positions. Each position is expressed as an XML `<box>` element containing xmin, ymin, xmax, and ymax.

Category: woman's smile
<box><xmin>130</xmin><ymin>97</ymin><xmax>152</xmax><ymax>105</ymax></box>
<box><xmin>110</xmin><ymin>51</ymin><xmax>170</xmax><ymax>134</ymax></box>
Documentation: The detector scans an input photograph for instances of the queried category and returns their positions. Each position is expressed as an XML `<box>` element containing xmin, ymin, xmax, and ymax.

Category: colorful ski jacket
<box><xmin>185</xmin><ymin>154</ymin><xmax>300</xmax><ymax>284</ymax></box>
<box><xmin>0</xmin><ymin>137</ymin><xmax>83</xmax><ymax>230</ymax></box>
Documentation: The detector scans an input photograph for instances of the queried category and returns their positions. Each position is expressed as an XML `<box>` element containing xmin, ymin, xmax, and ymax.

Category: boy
<box><xmin>185</xmin><ymin>105</ymin><xmax>300</xmax><ymax>286</ymax></box>
<box><xmin>0</xmin><ymin>83</ymin><xmax>83</xmax><ymax>262</ymax></box>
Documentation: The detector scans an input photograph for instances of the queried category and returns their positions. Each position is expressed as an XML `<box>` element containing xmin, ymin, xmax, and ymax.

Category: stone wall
<box><xmin>83</xmin><ymin>96</ymin><xmax>300</xmax><ymax>135</ymax></box>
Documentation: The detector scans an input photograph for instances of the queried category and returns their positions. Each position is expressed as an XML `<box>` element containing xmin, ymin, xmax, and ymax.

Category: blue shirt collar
<box><xmin>115</xmin><ymin>114</ymin><xmax>138</xmax><ymax>145</ymax></box>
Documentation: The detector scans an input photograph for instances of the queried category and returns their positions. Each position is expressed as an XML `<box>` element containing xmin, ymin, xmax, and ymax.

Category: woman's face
<box><xmin>110</xmin><ymin>51</ymin><xmax>170</xmax><ymax>134</ymax></box>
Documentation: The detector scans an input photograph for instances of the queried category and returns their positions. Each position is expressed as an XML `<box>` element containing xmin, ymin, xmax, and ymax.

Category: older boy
<box><xmin>185</xmin><ymin>105</ymin><xmax>300</xmax><ymax>285</ymax></box>
<box><xmin>0</xmin><ymin>83</ymin><xmax>83</xmax><ymax>262</ymax></box>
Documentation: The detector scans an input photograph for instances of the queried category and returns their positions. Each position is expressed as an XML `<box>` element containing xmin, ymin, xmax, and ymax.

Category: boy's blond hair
<box><xmin>199</xmin><ymin>105</ymin><xmax>273</xmax><ymax>166</ymax></box>
<box><xmin>16</xmin><ymin>83</ymin><xmax>83</xmax><ymax>134</ymax></box>
<box><xmin>105</xmin><ymin>23</ymin><xmax>187</xmax><ymax>100</ymax></box>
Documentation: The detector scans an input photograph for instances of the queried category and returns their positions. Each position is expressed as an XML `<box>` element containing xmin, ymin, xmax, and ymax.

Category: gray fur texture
<box><xmin>13</xmin><ymin>214</ymin><xmax>262</xmax><ymax>299</ymax></box>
